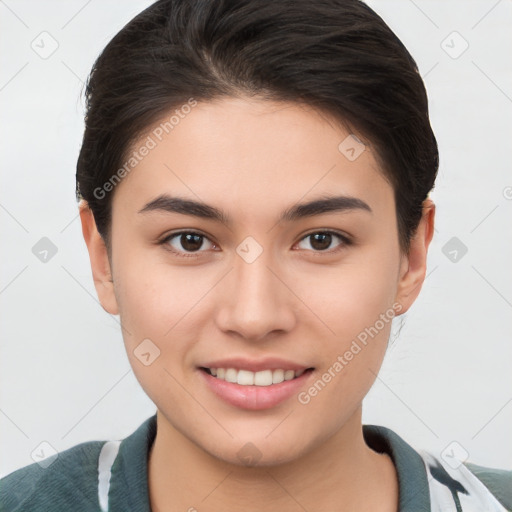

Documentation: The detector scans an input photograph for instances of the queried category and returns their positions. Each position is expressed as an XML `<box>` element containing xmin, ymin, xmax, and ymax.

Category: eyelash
<box><xmin>158</xmin><ymin>230</ymin><xmax>352</xmax><ymax>259</ymax></box>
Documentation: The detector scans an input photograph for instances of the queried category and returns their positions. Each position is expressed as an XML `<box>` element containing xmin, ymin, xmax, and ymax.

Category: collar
<box><xmin>107</xmin><ymin>414</ymin><xmax>156</xmax><ymax>511</ymax></box>
<box><xmin>105</xmin><ymin>414</ymin><xmax>432</xmax><ymax>511</ymax></box>
<box><xmin>363</xmin><ymin>424</ymin><xmax>431</xmax><ymax>511</ymax></box>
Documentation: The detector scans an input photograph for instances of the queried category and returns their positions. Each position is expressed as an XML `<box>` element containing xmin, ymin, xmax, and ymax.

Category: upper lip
<box><xmin>199</xmin><ymin>357</ymin><xmax>313</xmax><ymax>373</ymax></box>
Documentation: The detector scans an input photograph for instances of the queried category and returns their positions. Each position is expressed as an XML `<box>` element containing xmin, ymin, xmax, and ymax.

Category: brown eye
<box><xmin>179</xmin><ymin>233</ymin><xmax>204</xmax><ymax>251</ymax></box>
<box><xmin>309</xmin><ymin>233</ymin><xmax>332</xmax><ymax>251</ymax></box>
<box><xmin>161</xmin><ymin>231</ymin><xmax>216</xmax><ymax>256</ymax></box>
<box><xmin>296</xmin><ymin>231</ymin><xmax>349</xmax><ymax>252</ymax></box>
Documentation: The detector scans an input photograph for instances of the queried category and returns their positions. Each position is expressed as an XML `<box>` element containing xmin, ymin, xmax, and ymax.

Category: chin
<box><xmin>203</xmin><ymin>435</ymin><xmax>310</xmax><ymax>469</ymax></box>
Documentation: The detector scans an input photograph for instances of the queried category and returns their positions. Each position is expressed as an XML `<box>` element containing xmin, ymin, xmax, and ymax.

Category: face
<box><xmin>81</xmin><ymin>96</ymin><xmax>432</xmax><ymax>466</ymax></box>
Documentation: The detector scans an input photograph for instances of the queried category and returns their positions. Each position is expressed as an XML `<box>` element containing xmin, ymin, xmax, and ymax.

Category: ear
<box><xmin>79</xmin><ymin>200</ymin><xmax>119</xmax><ymax>315</ymax></box>
<box><xmin>395</xmin><ymin>198</ymin><xmax>435</xmax><ymax>315</ymax></box>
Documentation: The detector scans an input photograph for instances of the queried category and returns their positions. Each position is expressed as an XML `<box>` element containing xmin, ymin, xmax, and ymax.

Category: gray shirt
<box><xmin>1</xmin><ymin>414</ymin><xmax>510</xmax><ymax>511</ymax></box>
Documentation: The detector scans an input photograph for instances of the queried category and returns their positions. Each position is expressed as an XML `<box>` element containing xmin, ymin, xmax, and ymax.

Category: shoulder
<box><xmin>418</xmin><ymin>449</ymin><xmax>512</xmax><ymax>512</ymax></box>
<box><xmin>0</xmin><ymin>439</ymin><xmax>105</xmax><ymax>512</ymax></box>
<box><xmin>0</xmin><ymin>415</ymin><xmax>157</xmax><ymax>512</ymax></box>
<box><xmin>363</xmin><ymin>424</ymin><xmax>512</xmax><ymax>511</ymax></box>
<box><xmin>462</xmin><ymin>461</ymin><xmax>512</xmax><ymax>511</ymax></box>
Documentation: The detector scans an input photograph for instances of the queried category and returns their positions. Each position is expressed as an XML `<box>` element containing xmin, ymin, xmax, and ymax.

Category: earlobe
<box><xmin>79</xmin><ymin>201</ymin><xmax>119</xmax><ymax>315</ymax></box>
<box><xmin>395</xmin><ymin>199</ymin><xmax>435</xmax><ymax>314</ymax></box>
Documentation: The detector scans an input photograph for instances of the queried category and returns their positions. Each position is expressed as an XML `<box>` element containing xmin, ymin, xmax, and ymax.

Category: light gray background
<box><xmin>1</xmin><ymin>0</ymin><xmax>511</xmax><ymax>477</ymax></box>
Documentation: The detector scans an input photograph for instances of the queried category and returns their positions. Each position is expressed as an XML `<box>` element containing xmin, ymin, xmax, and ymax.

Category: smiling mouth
<box><xmin>199</xmin><ymin>367</ymin><xmax>315</xmax><ymax>386</ymax></box>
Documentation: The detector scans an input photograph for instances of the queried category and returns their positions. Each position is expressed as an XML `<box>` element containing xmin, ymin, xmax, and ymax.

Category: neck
<box><xmin>147</xmin><ymin>406</ymin><xmax>398</xmax><ymax>512</ymax></box>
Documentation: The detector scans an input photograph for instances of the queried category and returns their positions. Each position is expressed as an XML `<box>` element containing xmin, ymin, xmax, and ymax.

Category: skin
<box><xmin>80</xmin><ymin>96</ymin><xmax>435</xmax><ymax>512</ymax></box>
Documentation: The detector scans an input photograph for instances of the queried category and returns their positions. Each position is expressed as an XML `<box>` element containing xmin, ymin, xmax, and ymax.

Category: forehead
<box><xmin>111</xmin><ymin>97</ymin><xmax>393</xmax><ymax>223</ymax></box>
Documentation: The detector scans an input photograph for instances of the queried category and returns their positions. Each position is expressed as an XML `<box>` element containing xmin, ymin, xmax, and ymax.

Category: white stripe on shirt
<box><xmin>418</xmin><ymin>450</ymin><xmax>508</xmax><ymax>511</ymax></box>
<box><xmin>97</xmin><ymin>440</ymin><xmax>122</xmax><ymax>512</ymax></box>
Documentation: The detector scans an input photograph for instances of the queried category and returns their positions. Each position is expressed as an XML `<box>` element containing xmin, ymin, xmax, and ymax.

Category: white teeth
<box><xmin>254</xmin><ymin>369</ymin><xmax>273</xmax><ymax>386</ymax></box>
<box><xmin>225</xmin><ymin>368</ymin><xmax>237</xmax><ymax>383</ymax></box>
<box><xmin>284</xmin><ymin>370</ymin><xmax>295</xmax><ymax>381</ymax></box>
<box><xmin>272</xmin><ymin>369</ymin><xmax>284</xmax><ymax>384</ymax></box>
<box><xmin>206</xmin><ymin>367</ymin><xmax>308</xmax><ymax>386</ymax></box>
<box><xmin>237</xmin><ymin>370</ymin><xmax>254</xmax><ymax>385</ymax></box>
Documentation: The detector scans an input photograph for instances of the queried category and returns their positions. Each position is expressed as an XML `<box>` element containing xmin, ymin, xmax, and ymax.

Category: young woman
<box><xmin>1</xmin><ymin>0</ymin><xmax>510</xmax><ymax>511</ymax></box>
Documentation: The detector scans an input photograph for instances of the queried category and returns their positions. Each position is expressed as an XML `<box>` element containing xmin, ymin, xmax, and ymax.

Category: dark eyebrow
<box><xmin>138</xmin><ymin>193</ymin><xmax>372</xmax><ymax>225</ymax></box>
<box><xmin>280</xmin><ymin>194</ymin><xmax>371</xmax><ymax>221</ymax></box>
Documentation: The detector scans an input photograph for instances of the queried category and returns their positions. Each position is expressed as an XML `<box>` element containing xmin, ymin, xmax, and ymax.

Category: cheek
<box><xmin>292</xmin><ymin>244</ymin><xmax>399</xmax><ymax>413</ymax></box>
<box><xmin>298</xmin><ymin>246</ymin><xmax>400</xmax><ymax>343</ymax></box>
<box><xmin>112</xmin><ymin>261</ymin><xmax>197</xmax><ymax>405</ymax></box>
<box><xmin>112</xmin><ymin>253</ymin><xmax>219</xmax><ymax>374</ymax></box>
<box><xmin>114</xmin><ymin>251</ymin><xmax>206</xmax><ymax>329</ymax></box>
<box><xmin>296</xmin><ymin>263</ymin><xmax>398</xmax><ymax>426</ymax></box>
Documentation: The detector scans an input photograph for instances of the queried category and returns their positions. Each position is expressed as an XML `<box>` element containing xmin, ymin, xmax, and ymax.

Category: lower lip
<box><xmin>198</xmin><ymin>368</ymin><xmax>314</xmax><ymax>410</ymax></box>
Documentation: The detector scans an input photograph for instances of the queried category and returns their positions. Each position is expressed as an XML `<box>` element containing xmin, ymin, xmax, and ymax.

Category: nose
<box><xmin>215</xmin><ymin>249</ymin><xmax>297</xmax><ymax>342</ymax></box>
